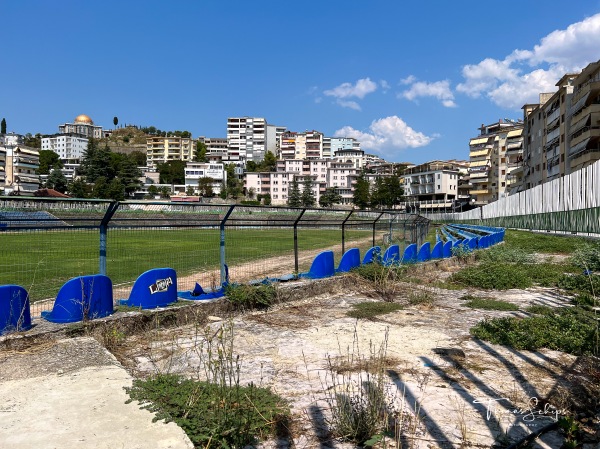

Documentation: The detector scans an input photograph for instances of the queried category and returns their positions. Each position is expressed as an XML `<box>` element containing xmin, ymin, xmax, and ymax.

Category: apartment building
<box><xmin>184</xmin><ymin>162</ymin><xmax>226</xmax><ymax>195</ymax></box>
<box><xmin>0</xmin><ymin>144</ymin><xmax>5</xmax><ymax>188</ymax></box>
<box><xmin>468</xmin><ymin>120</ymin><xmax>524</xmax><ymax>205</ymax></box>
<box><xmin>41</xmin><ymin>134</ymin><xmax>89</xmax><ymax>160</ymax></box>
<box><xmin>333</xmin><ymin>147</ymin><xmax>365</xmax><ymax>170</ymax></box>
<box><xmin>58</xmin><ymin>114</ymin><xmax>105</xmax><ymax>139</ymax></box>
<box><xmin>197</xmin><ymin>136</ymin><xmax>228</xmax><ymax>160</ymax></box>
<box><xmin>244</xmin><ymin>171</ymin><xmax>294</xmax><ymax>204</ymax></box>
<box><xmin>1</xmin><ymin>134</ymin><xmax>40</xmax><ymax>195</ymax></box>
<box><xmin>146</xmin><ymin>136</ymin><xmax>193</xmax><ymax>168</ymax></box>
<box><xmin>567</xmin><ymin>60</ymin><xmax>600</xmax><ymax>172</ymax></box>
<box><xmin>401</xmin><ymin>160</ymin><xmax>467</xmax><ymax>211</ymax></box>
<box><xmin>226</xmin><ymin>117</ymin><xmax>283</xmax><ymax>163</ymax></box>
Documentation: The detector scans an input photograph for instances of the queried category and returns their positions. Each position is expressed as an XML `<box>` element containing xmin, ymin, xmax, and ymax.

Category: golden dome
<box><xmin>74</xmin><ymin>114</ymin><xmax>94</xmax><ymax>125</ymax></box>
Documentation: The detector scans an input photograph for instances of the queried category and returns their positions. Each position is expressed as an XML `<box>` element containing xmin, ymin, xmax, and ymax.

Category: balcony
<box><xmin>545</xmin><ymin>107</ymin><xmax>560</xmax><ymax>126</ymax></box>
<box><xmin>571</xmin><ymin>80</ymin><xmax>600</xmax><ymax>106</ymax></box>
<box><xmin>570</xmin><ymin>148</ymin><xmax>600</xmax><ymax>171</ymax></box>
<box><xmin>571</xmin><ymin>126</ymin><xmax>600</xmax><ymax>148</ymax></box>
<box><xmin>470</xmin><ymin>189</ymin><xmax>489</xmax><ymax>195</ymax></box>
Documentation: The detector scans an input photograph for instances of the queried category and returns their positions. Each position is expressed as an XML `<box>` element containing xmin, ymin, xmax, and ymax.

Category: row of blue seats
<box><xmin>0</xmin><ymin>225</ymin><xmax>506</xmax><ymax>334</ymax></box>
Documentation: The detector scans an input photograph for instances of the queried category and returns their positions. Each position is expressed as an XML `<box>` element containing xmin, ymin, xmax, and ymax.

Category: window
<box><xmin>437</xmin><ymin>174</ymin><xmax>440</xmax><ymax>179</ymax></box>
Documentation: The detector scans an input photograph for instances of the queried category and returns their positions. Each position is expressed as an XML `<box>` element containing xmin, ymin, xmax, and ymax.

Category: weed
<box><xmin>464</xmin><ymin>298</ymin><xmax>519</xmax><ymax>311</ymax></box>
<box><xmin>570</xmin><ymin>240</ymin><xmax>600</xmax><ymax>272</ymax></box>
<box><xmin>407</xmin><ymin>288</ymin><xmax>436</xmax><ymax>307</ymax></box>
<box><xmin>352</xmin><ymin>262</ymin><xmax>407</xmax><ymax>300</ymax></box>
<box><xmin>524</xmin><ymin>304</ymin><xmax>555</xmax><ymax>315</ymax></box>
<box><xmin>451</xmin><ymin>244</ymin><xmax>472</xmax><ymax>263</ymax></box>
<box><xmin>125</xmin><ymin>374</ymin><xmax>288</xmax><ymax>448</ymax></box>
<box><xmin>321</xmin><ymin>327</ymin><xmax>399</xmax><ymax>445</ymax></box>
<box><xmin>225</xmin><ymin>283</ymin><xmax>278</xmax><ymax>310</ymax></box>
<box><xmin>126</xmin><ymin>321</ymin><xmax>290</xmax><ymax>448</ymax></box>
<box><xmin>346</xmin><ymin>301</ymin><xmax>403</xmax><ymax>319</ymax></box>
<box><xmin>470</xmin><ymin>307</ymin><xmax>598</xmax><ymax>355</ymax></box>
<box><xmin>450</xmin><ymin>263</ymin><xmax>532</xmax><ymax>290</ymax></box>
<box><xmin>475</xmin><ymin>244</ymin><xmax>535</xmax><ymax>264</ymax></box>
<box><xmin>504</xmin><ymin>230</ymin><xmax>586</xmax><ymax>254</ymax></box>
<box><xmin>558</xmin><ymin>273</ymin><xmax>600</xmax><ymax>295</ymax></box>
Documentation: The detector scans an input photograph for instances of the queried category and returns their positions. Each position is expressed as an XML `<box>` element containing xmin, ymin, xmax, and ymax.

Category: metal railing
<box><xmin>0</xmin><ymin>198</ymin><xmax>430</xmax><ymax>317</ymax></box>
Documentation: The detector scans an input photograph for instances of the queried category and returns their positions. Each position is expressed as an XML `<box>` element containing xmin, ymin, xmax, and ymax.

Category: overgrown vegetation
<box><xmin>225</xmin><ymin>283</ymin><xmax>278</xmax><ymax>310</ymax></box>
<box><xmin>126</xmin><ymin>322</ymin><xmax>290</xmax><ymax>447</ymax></box>
<box><xmin>450</xmin><ymin>263</ymin><xmax>532</xmax><ymax>290</ymax></box>
<box><xmin>351</xmin><ymin>262</ymin><xmax>407</xmax><ymax>300</ymax></box>
<box><xmin>346</xmin><ymin>301</ymin><xmax>403</xmax><ymax>319</ymax></box>
<box><xmin>471</xmin><ymin>306</ymin><xmax>598</xmax><ymax>355</ymax></box>
<box><xmin>504</xmin><ymin>230</ymin><xmax>589</xmax><ymax>254</ymax></box>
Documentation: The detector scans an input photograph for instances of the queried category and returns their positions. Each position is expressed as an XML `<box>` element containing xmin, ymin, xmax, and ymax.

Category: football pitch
<box><xmin>0</xmin><ymin>227</ymin><xmax>375</xmax><ymax>302</ymax></box>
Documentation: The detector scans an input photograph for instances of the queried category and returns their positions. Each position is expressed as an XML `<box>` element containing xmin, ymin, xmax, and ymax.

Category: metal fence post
<box><xmin>341</xmin><ymin>210</ymin><xmax>354</xmax><ymax>254</ymax></box>
<box><xmin>372</xmin><ymin>212</ymin><xmax>385</xmax><ymax>247</ymax></box>
<box><xmin>220</xmin><ymin>205</ymin><xmax>236</xmax><ymax>285</ymax></box>
<box><xmin>293</xmin><ymin>209</ymin><xmax>306</xmax><ymax>275</ymax></box>
<box><xmin>99</xmin><ymin>201</ymin><xmax>120</xmax><ymax>276</ymax></box>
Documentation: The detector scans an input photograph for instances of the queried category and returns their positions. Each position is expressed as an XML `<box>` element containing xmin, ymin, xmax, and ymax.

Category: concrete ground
<box><xmin>0</xmin><ymin>337</ymin><xmax>193</xmax><ymax>449</ymax></box>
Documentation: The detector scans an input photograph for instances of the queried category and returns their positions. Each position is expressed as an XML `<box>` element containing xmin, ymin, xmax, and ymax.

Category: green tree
<box><xmin>247</xmin><ymin>187</ymin><xmax>256</xmax><ymax>200</ymax></box>
<box><xmin>352</xmin><ymin>172</ymin><xmax>371</xmax><ymax>209</ymax></box>
<box><xmin>301</xmin><ymin>177</ymin><xmax>316</xmax><ymax>207</ymax></box>
<box><xmin>117</xmin><ymin>155</ymin><xmax>143</xmax><ymax>197</ymax></box>
<box><xmin>37</xmin><ymin>150</ymin><xmax>63</xmax><ymax>175</ymax></box>
<box><xmin>246</xmin><ymin>160</ymin><xmax>258</xmax><ymax>172</ymax></box>
<box><xmin>80</xmin><ymin>139</ymin><xmax>114</xmax><ymax>183</ymax></box>
<box><xmin>319</xmin><ymin>187</ymin><xmax>342</xmax><ymax>208</ymax></box>
<box><xmin>225</xmin><ymin>164</ymin><xmax>242</xmax><ymax>199</ymax></box>
<box><xmin>262</xmin><ymin>193</ymin><xmax>271</xmax><ymax>206</ymax></box>
<box><xmin>370</xmin><ymin>177</ymin><xmax>385</xmax><ymax>209</ymax></box>
<box><xmin>24</xmin><ymin>133</ymin><xmax>42</xmax><ymax>148</ymax></box>
<box><xmin>186</xmin><ymin>186</ymin><xmax>195</xmax><ymax>196</ymax></box>
<box><xmin>129</xmin><ymin>150</ymin><xmax>147</xmax><ymax>166</ymax></box>
<box><xmin>67</xmin><ymin>179</ymin><xmax>90</xmax><ymax>198</ymax></box>
<box><xmin>113</xmin><ymin>116</ymin><xmax>119</xmax><ymax>129</ymax></box>
<box><xmin>159</xmin><ymin>186</ymin><xmax>171</xmax><ymax>199</ymax></box>
<box><xmin>198</xmin><ymin>177</ymin><xmax>215</xmax><ymax>197</ymax></box>
<box><xmin>45</xmin><ymin>168</ymin><xmax>68</xmax><ymax>193</ymax></box>
<box><xmin>195</xmin><ymin>140</ymin><xmax>208</xmax><ymax>162</ymax></box>
<box><xmin>287</xmin><ymin>177</ymin><xmax>301</xmax><ymax>207</ymax></box>
<box><xmin>157</xmin><ymin>160</ymin><xmax>186</xmax><ymax>184</ymax></box>
<box><xmin>148</xmin><ymin>185</ymin><xmax>159</xmax><ymax>196</ymax></box>
<box><xmin>1</xmin><ymin>118</ymin><xmax>6</xmax><ymax>134</ymax></box>
<box><xmin>259</xmin><ymin>151</ymin><xmax>277</xmax><ymax>172</ymax></box>
<box><xmin>382</xmin><ymin>175</ymin><xmax>403</xmax><ymax>208</ymax></box>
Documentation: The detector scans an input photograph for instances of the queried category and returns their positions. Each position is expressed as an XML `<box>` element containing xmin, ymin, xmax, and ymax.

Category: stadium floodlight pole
<box><xmin>341</xmin><ymin>209</ymin><xmax>354</xmax><ymax>255</ymax></box>
<box><xmin>220</xmin><ymin>205</ymin><xmax>236</xmax><ymax>286</ymax></box>
<box><xmin>372</xmin><ymin>211</ymin><xmax>385</xmax><ymax>247</ymax></box>
<box><xmin>99</xmin><ymin>201</ymin><xmax>120</xmax><ymax>275</ymax></box>
<box><xmin>293</xmin><ymin>208</ymin><xmax>306</xmax><ymax>276</ymax></box>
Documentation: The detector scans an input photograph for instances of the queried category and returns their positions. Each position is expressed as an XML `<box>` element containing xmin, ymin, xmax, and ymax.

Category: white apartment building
<box><xmin>334</xmin><ymin>148</ymin><xmax>365</xmax><ymax>170</ymax></box>
<box><xmin>58</xmin><ymin>114</ymin><xmax>104</xmax><ymax>139</ymax></box>
<box><xmin>226</xmin><ymin>117</ymin><xmax>283</xmax><ymax>163</ymax></box>
<box><xmin>146</xmin><ymin>136</ymin><xmax>193</xmax><ymax>168</ymax></box>
<box><xmin>184</xmin><ymin>162</ymin><xmax>226</xmax><ymax>195</ymax></box>
<box><xmin>197</xmin><ymin>137</ymin><xmax>228</xmax><ymax>160</ymax></box>
<box><xmin>41</xmin><ymin>134</ymin><xmax>89</xmax><ymax>160</ymax></box>
<box><xmin>278</xmin><ymin>130</ymin><xmax>323</xmax><ymax>160</ymax></box>
<box><xmin>402</xmin><ymin>160</ymin><xmax>466</xmax><ymax>211</ymax></box>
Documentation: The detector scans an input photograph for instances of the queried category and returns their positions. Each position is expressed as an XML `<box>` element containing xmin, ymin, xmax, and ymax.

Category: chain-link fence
<box><xmin>0</xmin><ymin>198</ymin><xmax>429</xmax><ymax>317</ymax></box>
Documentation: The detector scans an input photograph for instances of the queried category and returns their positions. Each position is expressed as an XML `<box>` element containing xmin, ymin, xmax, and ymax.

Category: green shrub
<box><xmin>524</xmin><ymin>305</ymin><xmax>555</xmax><ymax>315</ymax></box>
<box><xmin>407</xmin><ymin>288</ymin><xmax>435</xmax><ymax>306</ymax></box>
<box><xmin>475</xmin><ymin>245</ymin><xmax>535</xmax><ymax>264</ymax></box>
<box><xmin>450</xmin><ymin>263</ymin><xmax>532</xmax><ymax>290</ymax></box>
<box><xmin>225</xmin><ymin>283</ymin><xmax>277</xmax><ymax>310</ymax></box>
<box><xmin>558</xmin><ymin>273</ymin><xmax>600</xmax><ymax>295</ymax></box>
<box><xmin>571</xmin><ymin>241</ymin><xmax>600</xmax><ymax>272</ymax></box>
<box><xmin>519</xmin><ymin>263</ymin><xmax>578</xmax><ymax>287</ymax></box>
<box><xmin>126</xmin><ymin>374</ymin><xmax>289</xmax><ymax>448</ymax></box>
<box><xmin>464</xmin><ymin>298</ymin><xmax>519</xmax><ymax>311</ymax></box>
<box><xmin>346</xmin><ymin>301</ymin><xmax>403</xmax><ymax>319</ymax></box>
<box><xmin>470</xmin><ymin>307</ymin><xmax>598</xmax><ymax>355</ymax></box>
<box><xmin>504</xmin><ymin>230</ymin><xmax>585</xmax><ymax>254</ymax></box>
<box><xmin>352</xmin><ymin>262</ymin><xmax>407</xmax><ymax>300</ymax></box>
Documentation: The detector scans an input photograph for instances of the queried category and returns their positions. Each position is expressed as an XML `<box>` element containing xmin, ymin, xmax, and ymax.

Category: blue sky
<box><xmin>3</xmin><ymin>1</ymin><xmax>600</xmax><ymax>164</ymax></box>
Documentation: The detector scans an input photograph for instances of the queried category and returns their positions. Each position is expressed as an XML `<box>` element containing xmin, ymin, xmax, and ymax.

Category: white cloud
<box><xmin>457</xmin><ymin>13</ymin><xmax>600</xmax><ymax>109</ymax></box>
<box><xmin>337</xmin><ymin>100</ymin><xmax>361</xmax><ymax>110</ymax></box>
<box><xmin>334</xmin><ymin>116</ymin><xmax>433</xmax><ymax>158</ymax></box>
<box><xmin>400</xmin><ymin>80</ymin><xmax>457</xmax><ymax>107</ymax></box>
<box><xmin>380</xmin><ymin>80</ymin><xmax>391</xmax><ymax>92</ymax></box>
<box><xmin>399</xmin><ymin>75</ymin><xmax>417</xmax><ymax>85</ymax></box>
<box><xmin>324</xmin><ymin>78</ymin><xmax>378</xmax><ymax>99</ymax></box>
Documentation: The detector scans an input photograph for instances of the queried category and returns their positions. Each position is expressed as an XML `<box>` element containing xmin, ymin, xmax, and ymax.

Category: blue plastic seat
<box><xmin>298</xmin><ymin>251</ymin><xmax>335</xmax><ymax>279</ymax></box>
<box><xmin>382</xmin><ymin>245</ymin><xmax>400</xmax><ymax>266</ymax></box>
<box><xmin>417</xmin><ymin>242</ymin><xmax>431</xmax><ymax>262</ymax></box>
<box><xmin>42</xmin><ymin>275</ymin><xmax>113</xmax><ymax>323</ymax></box>
<box><xmin>0</xmin><ymin>285</ymin><xmax>32</xmax><ymax>335</ymax></box>
<box><xmin>120</xmin><ymin>268</ymin><xmax>177</xmax><ymax>309</ymax></box>
<box><xmin>402</xmin><ymin>243</ymin><xmax>418</xmax><ymax>264</ymax></box>
<box><xmin>431</xmin><ymin>241</ymin><xmax>443</xmax><ymax>259</ymax></box>
<box><xmin>362</xmin><ymin>246</ymin><xmax>381</xmax><ymax>264</ymax></box>
<box><xmin>336</xmin><ymin>248</ymin><xmax>361</xmax><ymax>273</ymax></box>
